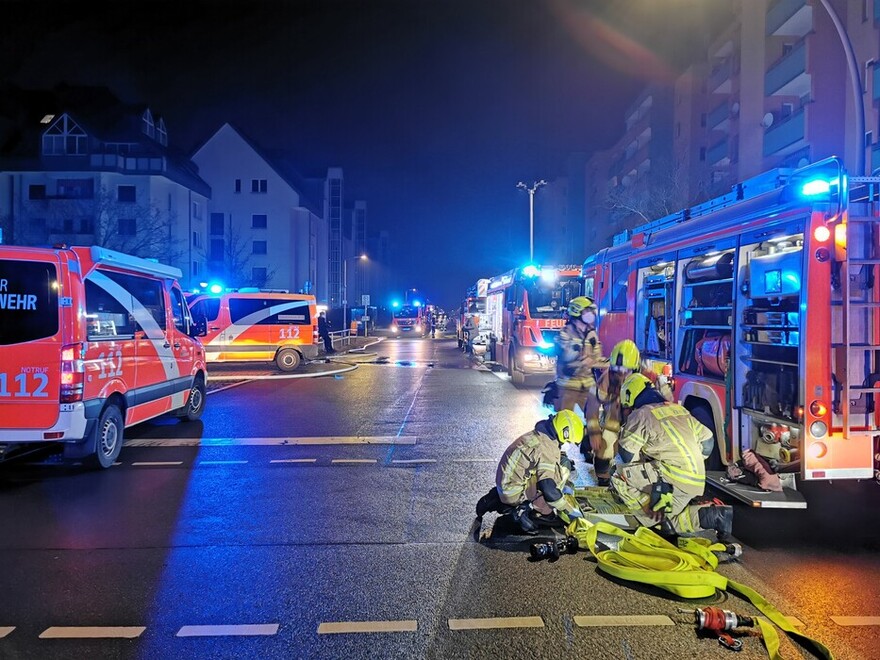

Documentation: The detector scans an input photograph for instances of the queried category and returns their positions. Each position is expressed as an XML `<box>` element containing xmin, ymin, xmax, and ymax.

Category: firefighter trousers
<box><xmin>610</xmin><ymin>462</ymin><xmax>704</xmax><ymax>534</ymax></box>
<box><xmin>498</xmin><ymin>465</ymin><xmax>573</xmax><ymax>516</ymax></box>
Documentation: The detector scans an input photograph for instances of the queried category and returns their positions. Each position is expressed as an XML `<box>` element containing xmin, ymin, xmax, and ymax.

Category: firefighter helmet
<box><xmin>567</xmin><ymin>296</ymin><xmax>595</xmax><ymax>317</ymax></box>
<box><xmin>552</xmin><ymin>409</ymin><xmax>584</xmax><ymax>445</ymax></box>
<box><xmin>620</xmin><ymin>373</ymin><xmax>652</xmax><ymax>408</ymax></box>
<box><xmin>611</xmin><ymin>339</ymin><xmax>640</xmax><ymax>372</ymax></box>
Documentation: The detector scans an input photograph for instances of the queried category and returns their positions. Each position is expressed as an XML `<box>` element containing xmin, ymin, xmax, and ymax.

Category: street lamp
<box><xmin>343</xmin><ymin>254</ymin><xmax>367</xmax><ymax>333</ymax></box>
<box><xmin>517</xmin><ymin>180</ymin><xmax>546</xmax><ymax>262</ymax></box>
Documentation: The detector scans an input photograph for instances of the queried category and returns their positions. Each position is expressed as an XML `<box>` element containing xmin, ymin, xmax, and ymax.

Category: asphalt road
<box><xmin>0</xmin><ymin>336</ymin><xmax>878</xmax><ymax>659</ymax></box>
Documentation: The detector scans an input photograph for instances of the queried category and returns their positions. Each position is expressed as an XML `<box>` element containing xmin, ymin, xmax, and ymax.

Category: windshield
<box><xmin>467</xmin><ymin>299</ymin><xmax>486</xmax><ymax>314</ymax></box>
<box><xmin>394</xmin><ymin>306</ymin><xmax>420</xmax><ymax>319</ymax></box>
<box><xmin>525</xmin><ymin>277</ymin><xmax>581</xmax><ymax>318</ymax></box>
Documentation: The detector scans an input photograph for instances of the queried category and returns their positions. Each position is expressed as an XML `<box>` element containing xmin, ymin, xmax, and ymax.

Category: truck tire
<box><xmin>510</xmin><ymin>350</ymin><xmax>525</xmax><ymax>385</ymax></box>
<box><xmin>688</xmin><ymin>401</ymin><xmax>722</xmax><ymax>471</ymax></box>
<box><xmin>177</xmin><ymin>376</ymin><xmax>206</xmax><ymax>422</ymax></box>
<box><xmin>276</xmin><ymin>348</ymin><xmax>302</xmax><ymax>372</ymax></box>
<box><xmin>87</xmin><ymin>403</ymin><xmax>124</xmax><ymax>469</ymax></box>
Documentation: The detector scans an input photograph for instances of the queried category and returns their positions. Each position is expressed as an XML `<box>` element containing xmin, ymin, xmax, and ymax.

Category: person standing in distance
<box><xmin>318</xmin><ymin>311</ymin><xmax>335</xmax><ymax>354</ymax></box>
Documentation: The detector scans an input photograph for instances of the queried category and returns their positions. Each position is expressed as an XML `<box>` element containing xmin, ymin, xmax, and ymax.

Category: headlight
<box><xmin>809</xmin><ymin>421</ymin><xmax>828</xmax><ymax>438</ymax></box>
<box><xmin>415</xmin><ymin>325</ymin><xmax>422</xmax><ymax>332</ymax></box>
<box><xmin>391</xmin><ymin>326</ymin><xmax>398</xmax><ymax>333</ymax></box>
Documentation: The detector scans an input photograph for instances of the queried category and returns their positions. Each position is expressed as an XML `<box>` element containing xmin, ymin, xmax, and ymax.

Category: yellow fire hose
<box><xmin>565</xmin><ymin>518</ymin><xmax>834</xmax><ymax>660</ymax></box>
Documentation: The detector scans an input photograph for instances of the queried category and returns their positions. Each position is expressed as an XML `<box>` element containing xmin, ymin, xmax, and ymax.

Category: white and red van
<box><xmin>0</xmin><ymin>245</ymin><xmax>207</xmax><ymax>468</ymax></box>
<box><xmin>188</xmin><ymin>291</ymin><xmax>318</xmax><ymax>371</ymax></box>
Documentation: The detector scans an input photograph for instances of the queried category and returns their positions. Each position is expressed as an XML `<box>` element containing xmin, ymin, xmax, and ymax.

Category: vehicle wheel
<box><xmin>88</xmin><ymin>404</ymin><xmax>124</xmax><ymax>469</ymax></box>
<box><xmin>689</xmin><ymin>402</ymin><xmax>722</xmax><ymax>471</ymax></box>
<box><xmin>276</xmin><ymin>348</ymin><xmax>302</xmax><ymax>372</ymax></box>
<box><xmin>177</xmin><ymin>376</ymin><xmax>206</xmax><ymax>422</ymax></box>
<box><xmin>510</xmin><ymin>351</ymin><xmax>525</xmax><ymax>385</ymax></box>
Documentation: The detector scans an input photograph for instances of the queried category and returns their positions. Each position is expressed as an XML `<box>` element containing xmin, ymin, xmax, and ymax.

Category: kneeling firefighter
<box><xmin>611</xmin><ymin>373</ymin><xmax>732</xmax><ymax>537</ymax></box>
<box><xmin>475</xmin><ymin>409</ymin><xmax>585</xmax><ymax>534</ymax></box>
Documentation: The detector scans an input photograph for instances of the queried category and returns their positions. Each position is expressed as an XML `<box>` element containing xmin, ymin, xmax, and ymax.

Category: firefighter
<box><xmin>610</xmin><ymin>373</ymin><xmax>733</xmax><ymax>537</ymax></box>
<box><xmin>554</xmin><ymin>296</ymin><xmax>609</xmax><ymax>480</ymax></box>
<box><xmin>475</xmin><ymin>409</ymin><xmax>585</xmax><ymax>534</ymax></box>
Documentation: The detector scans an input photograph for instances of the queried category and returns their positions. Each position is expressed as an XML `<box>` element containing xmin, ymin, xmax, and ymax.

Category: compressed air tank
<box><xmin>685</xmin><ymin>252</ymin><xmax>734</xmax><ymax>282</ymax></box>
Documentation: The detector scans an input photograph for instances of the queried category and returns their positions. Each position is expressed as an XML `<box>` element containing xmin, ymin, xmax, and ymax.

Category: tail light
<box><xmin>60</xmin><ymin>343</ymin><xmax>85</xmax><ymax>403</ymax></box>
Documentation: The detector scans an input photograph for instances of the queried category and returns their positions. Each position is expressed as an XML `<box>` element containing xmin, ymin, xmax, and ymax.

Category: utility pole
<box><xmin>517</xmin><ymin>180</ymin><xmax>547</xmax><ymax>262</ymax></box>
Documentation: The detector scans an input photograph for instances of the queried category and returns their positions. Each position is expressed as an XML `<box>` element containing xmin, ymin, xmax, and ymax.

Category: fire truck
<box><xmin>485</xmin><ymin>264</ymin><xmax>581</xmax><ymax>384</ymax></box>
<box><xmin>457</xmin><ymin>278</ymin><xmax>490</xmax><ymax>351</ymax></box>
<box><xmin>390</xmin><ymin>304</ymin><xmax>426</xmax><ymax>337</ymax></box>
<box><xmin>582</xmin><ymin>157</ymin><xmax>880</xmax><ymax>508</ymax></box>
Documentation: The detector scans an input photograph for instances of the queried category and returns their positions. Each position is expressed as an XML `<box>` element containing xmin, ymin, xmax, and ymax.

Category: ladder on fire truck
<box><xmin>836</xmin><ymin>176</ymin><xmax>880</xmax><ymax>477</ymax></box>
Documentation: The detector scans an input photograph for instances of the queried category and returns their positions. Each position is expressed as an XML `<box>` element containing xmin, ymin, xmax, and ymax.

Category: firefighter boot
<box><xmin>593</xmin><ymin>458</ymin><xmax>612</xmax><ymax>487</ymax></box>
<box><xmin>476</xmin><ymin>487</ymin><xmax>503</xmax><ymax>518</ymax></box>
<box><xmin>698</xmin><ymin>504</ymin><xmax>734</xmax><ymax>539</ymax></box>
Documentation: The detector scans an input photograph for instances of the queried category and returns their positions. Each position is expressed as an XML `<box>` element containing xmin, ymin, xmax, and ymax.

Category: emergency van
<box><xmin>188</xmin><ymin>291</ymin><xmax>318</xmax><ymax>371</ymax></box>
<box><xmin>0</xmin><ymin>245</ymin><xmax>208</xmax><ymax>468</ymax></box>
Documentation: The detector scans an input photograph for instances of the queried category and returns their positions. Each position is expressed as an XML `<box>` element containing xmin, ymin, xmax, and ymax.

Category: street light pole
<box><xmin>343</xmin><ymin>254</ymin><xmax>367</xmax><ymax>336</ymax></box>
<box><xmin>517</xmin><ymin>180</ymin><xmax>547</xmax><ymax>262</ymax></box>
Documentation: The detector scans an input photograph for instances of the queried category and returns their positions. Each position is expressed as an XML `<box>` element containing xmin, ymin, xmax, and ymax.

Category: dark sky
<box><xmin>0</xmin><ymin>0</ymin><xmax>715</xmax><ymax>308</ymax></box>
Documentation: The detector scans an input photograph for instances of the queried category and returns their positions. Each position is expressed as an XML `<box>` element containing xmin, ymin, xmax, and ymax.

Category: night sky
<box><xmin>0</xmin><ymin>0</ymin><xmax>714</xmax><ymax>308</ymax></box>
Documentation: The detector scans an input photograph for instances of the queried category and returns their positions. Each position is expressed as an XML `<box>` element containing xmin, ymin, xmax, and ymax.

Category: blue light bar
<box><xmin>801</xmin><ymin>179</ymin><xmax>831</xmax><ymax>196</ymax></box>
<box><xmin>522</xmin><ymin>264</ymin><xmax>541</xmax><ymax>278</ymax></box>
<box><xmin>209</xmin><ymin>283</ymin><xmax>223</xmax><ymax>294</ymax></box>
<box><xmin>392</xmin><ymin>300</ymin><xmax>400</xmax><ymax>308</ymax></box>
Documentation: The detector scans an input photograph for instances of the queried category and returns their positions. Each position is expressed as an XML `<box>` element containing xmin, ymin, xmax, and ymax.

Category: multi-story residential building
<box><xmin>191</xmin><ymin>123</ymin><xmax>326</xmax><ymax>299</ymax></box>
<box><xmin>0</xmin><ymin>84</ymin><xmax>210</xmax><ymax>284</ymax></box>
<box><xmin>325</xmin><ymin>167</ymin><xmax>344</xmax><ymax>307</ymax></box>
<box><xmin>349</xmin><ymin>200</ymin><xmax>367</xmax><ymax>304</ymax></box>
<box><xmin>532</xmin><ymin>152</ymin><xmax>588</xmax><ymax>265</ymax></box>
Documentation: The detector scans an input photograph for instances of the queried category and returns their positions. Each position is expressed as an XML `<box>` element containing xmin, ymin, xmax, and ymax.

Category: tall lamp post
<box><xmin>517</xmin><ymin>179</ymin><xmax>546</xmax><ymax>262</ymax></box>
<box><xmin>343</xmin><ymin>254</ymin><xmax>367</xmax><ymax>334</ymax></box>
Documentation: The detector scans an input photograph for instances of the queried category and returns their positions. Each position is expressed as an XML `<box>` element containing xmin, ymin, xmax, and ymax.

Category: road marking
<box><xmin>450</xmin><ymin>458</ymin><xmax>496</xmax><ymax>463</ymax></box>
<box><xmin>448</xmin><ymin>616</ymin><xmax>544</xmax><ymax>630</ymax></box>
<box><xmin>574</xmin><ymin>615</ymin><xmax>674</xmax><ymax>627</ymax></box>
<box><xmin>39</xmin><ymin>627</ymin><xmax>145</xmax><ymax>639</ymax></box>
<box><xmin>199</xmin><ymin>460</ymin><xmax>248</xmax><ymax>465</ymax></box>
<box><xmin>206</xmin><ymin>364</ymin><xmax>357</xmax><ymax>382</ymax></box>
<box><xmin>126</xmin><ymin>436</ymin><xmax>417</xmax><ymax>447</ymax></box>
<box><xmin>331</xmin><ymin>459</ymin><xmax>378</xmax><ymax>464</ymax></box>
<box><xmin>830</xmin><ymin>616</ymin><xmax>880</xmax><ymax>626</ymax></box>
<box><xmin>131</xmin><ymin>461</ymin><xmax>183</xmax><ymax>466</ymax></box>
<box><xmin>0</xmin><ymin>627</ymin><xmax>14</xmax><ymax>638</ymax></box>
<box><xmin>318</xmin><ymin>620</ymin><xmax>417</xmax><ymax>634</ymax></box>
<box><xmin>391</xmin><ymin>459</ymin><xmax>437</xmax><ymax>464</ymax></box>
<box><xmin>177</xmin><ymin>624</ymin><xmax>279</xmax><ymax>637</ymax></box>
<box><xmin>270</xmin><ymin>458</ymin><xmax>318</xmax><ymax>464</ymax></box>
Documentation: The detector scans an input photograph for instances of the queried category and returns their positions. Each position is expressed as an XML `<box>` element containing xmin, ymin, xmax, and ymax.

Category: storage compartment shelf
<box><xmin>684</xmin><ymin>278</ymin><xmax>734</xmax><ymax>288</ymax></box>
<box><xmin>681</xmin><ymin>324</ymin><xmax>733</xmax><ymax>330</ymax></box>
<box><xmin>742</xmin><ymin>356</ymin><xmax>798</xmax><ymax>367</ymax></box>
<box><xmin>741</xmin><ymin>340</ymin><xmax>798</xmax><ymax>347</ymax></box>
<box><xmin>742</xmin><ymin>407</ymin><xmax>801</xmax><ymax>425</ymax></box>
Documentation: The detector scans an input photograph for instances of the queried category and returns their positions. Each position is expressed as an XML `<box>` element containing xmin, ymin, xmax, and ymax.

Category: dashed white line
<box><xmin>126</xmin><ymin>436</ymin><xmax>417</xmax><ymax>447</ymax></box>
<box><xmin>830</xmin><ymin>616</ymin><xmax>880</xmax><ymax>626</ymax></box>
<box><xmin>131</xmin><ymin>461</ymin><xmax>183</xmax><ymax>467</ymax></box>
<box><xmin>448</xmin><ymin>616</ymin><xmax>544</xmax><ymax>630</ymax></box>
<box><xmin>574</xmin><ymin>615</ymin><xmax>674</xmax><ymax>627</ymax></box>
<box><xmin>331</xmin><ymin>459</ymin><xmax>378</xmax><ymax>464</ymax></box>
<box><xmin>199</xmin><ymin>460</ymin><xmax>249</xmax><ymax>465</ymax></box>
<box><xmin>270</xmin><ymin>458</ymin><xmax>318</xmax><ymax>464</ymax></box>
<box><xmin>450</xmin><ymin>458</ymin><xmax>496</xmax><ymax>463</ymax></box>
<box><xmin>318</xmin><ymin>620</ymin><xmax>417</xmax><ymax>634</ymax></box>
<box><xmin>391</xmin><ymin>459</ymin><xmax>437</xmax><ymax>465</ymax></box>
<box><xmin>0</xmin><ymin>627</ymin><xmax>14</xmax><ymax>638</ymax></box>
<box><xmin>176</xmin><ymin>624</ymin><xmax>279</xmax><ymax>637</ymax></box>
<box><xmin>39</xmin><ymin>627</ymin><xmax>145</xmax><ymax>639</ymax></box>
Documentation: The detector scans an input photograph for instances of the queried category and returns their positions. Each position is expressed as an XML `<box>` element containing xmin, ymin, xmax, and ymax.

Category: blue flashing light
<box><xmin>392</xmin><ymin>300</ymin><xmax>400</xmax><ymax>308</ymax></box>
<box><xmin>413</xmin><ymin>300</ymin><xmax>422</xmax><ymax>308</ymax></box>
<box><xmin>209</xmin><ymin>283</ymin><xmax>223</xmax><ymax>294</ymax></box>
<box><xmin>522</xmin><ymin>264</ymin><xmax>541</xmax><ymax>278</ymax></box>
<box><xmin>801</xmin><ymin>179</ymin><xmax>831</xmax><ymax>197</ymax></box>
<box><xmin>538</xmin><ymin>341</ymin><xmax>554</xmax><ymax>350</ymax></box>
<box><xmin>191</xmin><ymin>288</ymin><xmax>200</xmax><ymax>294</ymax></box>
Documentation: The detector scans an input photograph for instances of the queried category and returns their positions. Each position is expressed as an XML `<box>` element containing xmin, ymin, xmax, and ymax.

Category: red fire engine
<box><xmin>485</xmin><ymin>264</ymin><xmax>581</xmax><ymax>384</ymax></box>
<box><xmin>582</xmin><ymin>158</ymin><xmax>879</xmax><ymax>508</ymax></box>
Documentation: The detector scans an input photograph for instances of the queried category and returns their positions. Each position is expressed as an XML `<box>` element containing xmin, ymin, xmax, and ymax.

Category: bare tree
<box><xmin>605</xmin><ymin>157</ymin><xmax>693</xmax><ymax>229</ymax></box>
<box><xmin>213</xmin><ymin>216</ymin><xmax>276</xmax><ymax>288</ymax></box>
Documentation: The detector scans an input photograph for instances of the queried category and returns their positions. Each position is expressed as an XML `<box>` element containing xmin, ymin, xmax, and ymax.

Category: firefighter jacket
<box><xmin>618</xmin><ymin>402</ymin><xmax>712</xmax><ymax>497</ymax></box>
<box><xmin>495</xmin><ymin>422</ymin><xmax>577</xmax><ymax>515</ymax></box>
<box><xmin>596</xmin><ymin>363</ymin><xmax>674</xmax><ymax>438</ymax></box>
<box><xmin>555</xmin><ymin>321</ymin><xmax>607</xmax><ymax>391</ymax></box>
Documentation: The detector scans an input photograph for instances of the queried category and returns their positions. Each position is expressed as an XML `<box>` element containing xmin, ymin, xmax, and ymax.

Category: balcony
<box><xmin>765</xmin><ymin>40</ymin><xmax>810</xmax><ymax>97</ymax></box>
<box><xmin>89</xmin><ymin>153</ymin><xmax>167</xmax><ymax>173</ymax></box>
<box><xmin>709</xmin><ymin>59</ymin><xmax>732</xmax><ymax>94</ymax></box>
<box><xmin>763</xmin><ymin>107</ymin><xmax>806</xmax><ymax>157</ymax></box>
<box><xmin>707</xmin><ymin>139</ymin><xmax>730</xmax><ymax>166</ymax></box>
<box><xmin>766</xmin><ymin>0</ymin><xmax>812</xmax><ymax>37</ymax></box>
<box><xmin>708</xmin><ymin>101</ymin><xmax>730</xmax><ymax>131</ymax></box>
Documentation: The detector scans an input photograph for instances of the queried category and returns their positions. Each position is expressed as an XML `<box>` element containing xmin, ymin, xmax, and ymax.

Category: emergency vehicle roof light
<box><xmin>540</xmin><ymin>269</ymin><xmax>558</xmax><ymax>283</ymax></box>
<box><xmin>209</xmin><ymin>283</ymin><xmax>224</xmax><ymax>294</ymax></box>
<box><xmin>522</xmin><ymin>264</ymin><xmax>541</xmax><ymax>278</ymax></box>
<box><xmin>801</xmin><ymin>179</ymin><xmax>832</xmax><ymax>197</ymax></box>
<box><xmin>413</xmin><ymin>300</ymin><xmax>422</xmax><ymax>307</ymax></box>
<box><xmin>392</xmin><ymin>300</ymin><xmax>400</xmax><ymax>308</ymax></box>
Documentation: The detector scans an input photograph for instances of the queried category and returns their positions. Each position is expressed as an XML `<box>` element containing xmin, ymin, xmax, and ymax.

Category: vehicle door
<box><xmin>268</xmin><ymin>298</ymin><xmax>312</xmax><ymax>348</ymax></box>
<box><xmin>189</xmin><ymin>296</ymin><xmax>223</xmax><ymax>361</ymax></box>
<box><xmin>168</xmin><ymin>286</ymin><xmax>195</xmax><ymax>376</ymax></box>
<box><xmin>227</xmin><ymin>297</ymin><xmax>273</xmax><ymax>360</ymax></box>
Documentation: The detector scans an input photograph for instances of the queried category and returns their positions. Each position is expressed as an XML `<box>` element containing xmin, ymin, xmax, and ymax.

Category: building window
<box><xmin>142</xmin><ymin>109</ymin><xmax>155</xmax><ymax>138</ymax></box>
<box><xmin>156</xmin><ymin>118</ymin><xmax>167</xmax><ymax>146</ymax></box>
<box><xmin>79</xmin><ymin>217</ymin><xmax>94</xmax><ymax>234</ymax></box>
<box><xmin>117</xmin><ymin>185</ymin><xmax>136</xmax><ymax>202</ymax></box>
<box><xmin>234</xmin><ymin>178</ymin><xmax>241</xmax><ymax>193</ymax></box>
<box><xmin>866</xmin><ymin>131</ymin><xmax>873</xmax><ymax>148</ymax></box>
<box><xmin>251</xmin><ymin>179</ymin><xmax>267</xmax><ymax>193</ymax></box>
<box><xmin>676</xmin><ymin>122</ymin><xmax>681</xmax><ymax>138</ymax></box>
<box><xmin>192</xmin><ymin>201</ymin><xmax>201</xmax><ymax>219</ymax></box>
<box><xmin>210</xmin><ymin>238</ymin><xmax>224</xmax><ymax>262</ymax></box>
<box><xmin>28</xmin><ymin>184</ymin><xmax>46</xmax><ymax>200</ymax></box>
<box><xmin>253</xmin><ymin>240</ymin><xmax>267</xmax><ymax>255</ymax></box>
<box><xmin>192</xmin><ymin>231</ymin><xmax>201</xmax><ymax>248</ymax></box>
<box><xmin>252</xmin><ymin>267</ymin><xmax>267</xmax><ymax>283</ymax></box>
<box><xmin>57</xmin><ymin>178</ymin><xmax>94</xmax><ymax>199</ymax></box>
<box><xmin>192</xmin><ymin>261</ymin><xmax>200</xmax><ymax>276</ymax></box>
<box><xmin>41</xmin><ymin>114</ymin><xmax>87</xmax><ymax>156</ymax></box>
<box><xmin>118</xmin><ymin>218</ymin><xmax>136</xmax><ymax>236</ymax></box>
<box><xmin>252</xmin><ymin>214</ymin><xmax>267</xmax><ymax>228</ymax></box>
<box><xmin>210</xmin><ymin>213</ymin><xmax>224</xmax><ymax>235</ymax></box>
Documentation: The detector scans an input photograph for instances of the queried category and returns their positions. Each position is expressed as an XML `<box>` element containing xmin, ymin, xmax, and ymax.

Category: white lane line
<box><xmin>270</xmin><ymin>458</ymin><xmax>318</xmax><ymax>464</ymax></box>
<box><xmin>39</xmin><ymin>627</ymin><xmax>145</xmax><ymax>639</ymax></box>
<box><xmin>391</xmin><ymin>459</ymin><xmax>437</xmax><ymax>465</ymax></box>
<box><xmin>0</xmin><ymin>627</ymin><xmax>14</xmax><ymax>638</ymax></box>
<box><xmin>830</xmin><ymin>616</ymin><xmax>880</xmax><ymax>626</ymax></box>
<box><xmin>177</xmin><ymin>624</ymin><xmax>279</xmax><ymax>637</ymax></box>
<box><xmin>126</xmin><ymin>436</ymin><xmax>417</xmax><ymax>447</ymax></box>
<box><xmin>574</xmin><ymin>615</ymin><xmax>674</xmax><ymax>627</ymax></box>
<box><xmin>131</xmin><ymin>461</ymin><xmax>183</xmax><ymax>467</ymax></box>
<box><xmin>450</xmin><ymin>458</ymin><xmax>496</xmax><ymax>463</ymax></box>
<box><xmin>318</xmin><ymin>620</ymin><xmax>417</xmax><ymax>634</ymax></box>
<box><xmin>331</xmin><ymin>459</ymin><xmax>378</xmax><ymax>464</ymax></box>
<box><xmin>199</xmin><ymin>460</ymin><xmax>248</xmax><ymax>465</ymax></box>
<box><xmin>448</xmin><ymin>616</ymin><xmax>544</xmax><ymax>630</ymax></box>
<box><xmin>207</xmin><ymin>365</ymin><xmax>357</xmax><ymax>381</ymax></box>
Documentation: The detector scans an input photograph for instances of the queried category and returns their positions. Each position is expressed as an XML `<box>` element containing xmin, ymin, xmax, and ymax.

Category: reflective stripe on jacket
<box><xmin>496</xmin><ymin>423</ymin><xmax>564</xmax><ymax>505</ymax></box>
<box><xmin>555</xmin><ymin>321</ymin><xmax>606</xmax><ymax>390</ymax></box>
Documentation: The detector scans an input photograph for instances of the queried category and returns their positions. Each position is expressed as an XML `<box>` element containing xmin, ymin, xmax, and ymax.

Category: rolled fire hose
<box><xmin>565</xmin><ymin>516</ymin><xmax>834</xmax><ymax>660</ymax></box>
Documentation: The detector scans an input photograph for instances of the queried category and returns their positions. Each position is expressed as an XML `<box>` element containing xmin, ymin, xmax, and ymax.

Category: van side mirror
<box><xmin>506</xmin><ymin>301</ymin><xmax>516</xmax><ymax>312</ymax></box>
<box><xmin>190</xmin><ymin>316</ymin><xmax>208</xmax><ymax>338</ymax></box>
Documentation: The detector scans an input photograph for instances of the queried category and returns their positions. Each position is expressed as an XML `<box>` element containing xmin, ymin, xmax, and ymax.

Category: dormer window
<box><xmin>41</xmin><ymin>114</ymin><xmax>87</xmax><ymax>156</ymax></box>
<box><xmin>142</xmin><ymin>109</ymin><xmax>155</xmax><ymax>138</ymax></box>
<box><xmin>156</xmin><ymin>117</ymin><xmax>167</xmax><ymax>146</ymax></box>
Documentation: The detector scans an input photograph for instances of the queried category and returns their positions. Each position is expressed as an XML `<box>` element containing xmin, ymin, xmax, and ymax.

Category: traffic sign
<box><xmin>361</xmin><ymin>294</ymin><xmax>370</xmax><ymax>305</ymax></box>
